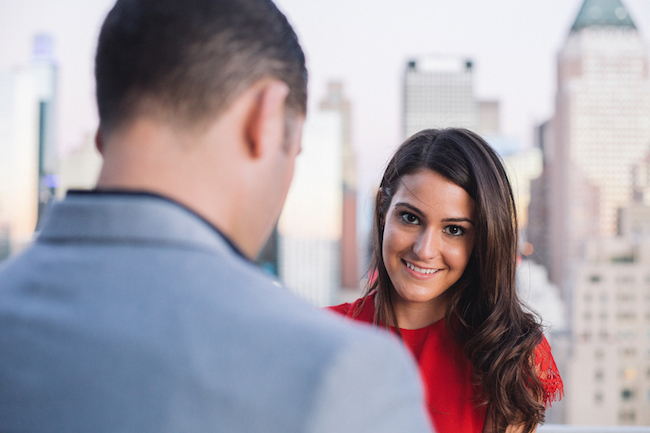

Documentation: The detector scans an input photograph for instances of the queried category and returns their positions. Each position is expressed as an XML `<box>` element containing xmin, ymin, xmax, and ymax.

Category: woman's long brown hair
<box><xmin>365</xmin><ymin>128</ymin><xmax>545</xmax><ymax>433</ymax></box>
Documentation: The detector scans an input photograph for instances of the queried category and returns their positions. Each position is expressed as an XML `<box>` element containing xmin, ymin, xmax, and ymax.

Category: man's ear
<box><xmin>95</xmin><ymin>128</ymin><xmax>104</xmax><ymax>155</ymax></box>
<box><xmin>245</xmin><ymin>80</ymin><xmax>290</xmax><ymax>159</ymax></box>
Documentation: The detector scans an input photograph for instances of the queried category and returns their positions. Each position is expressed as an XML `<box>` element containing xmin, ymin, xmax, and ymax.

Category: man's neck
<box><xmin>96</xmin><ymin>118</ymin><xmax>256</xmax><ymax>259</ymax></box>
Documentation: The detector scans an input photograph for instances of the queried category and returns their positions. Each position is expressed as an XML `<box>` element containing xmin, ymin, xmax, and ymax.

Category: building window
<box><xmin>617</xmin><ymin>311</ymin><xmax>636</xmax><ymax>321</ymax></box>
<box><xmin>616</xmin><ymin>275</ymin><xmax>635</xmax><ymax>283</ymax></box>
<box><xmin>617</xmin><ymin>293</ymin><xmax>635</xmax><ymax>302</ymax></box>
<box><xmin>618</xmin><ymin>329</ymin><xmax>636</xmax><ymax>339</ymax></box>
<box><xmin>595</xmin><ymin>369</ymin><xmax>604</xmax><ymax>381</ymax></box>
<box><xmin>619</xmin><ymin>410</ymin><xmax>635</xmax><ymax>423</ymax></box>
<box><xmin>595</xmin><ymin>349</ymin><xmax>605</xmax><ymax>359</ymax></box>
<box><xmin>621</xmin><ymin>388</ymin><xmax>635</xmax><ymax>401</ymax></box>
<box><xmin>623</xmin><ymin>367</ymin><xmax>638</xmax><ymax>380</ymax></box>
<box><xmin>621</xmin><ymin>348</ymin><xmax>637</xmax><ymax>357</ymax></box>
<box><xmin>590</xmin><ymin>275</ymin><xmax>602</xmax><ymax>283</ymax></box>
<box><xmin>595</xmin><ymin>392</ymin><xmax>603</xmax><ymax>403</ymax></box>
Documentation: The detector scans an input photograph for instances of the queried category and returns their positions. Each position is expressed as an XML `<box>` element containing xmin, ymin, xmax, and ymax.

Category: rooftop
<box><xmin>571</xmin><ymin>0</ymin><xmax>636</xmax><ymax>32</ymax></box>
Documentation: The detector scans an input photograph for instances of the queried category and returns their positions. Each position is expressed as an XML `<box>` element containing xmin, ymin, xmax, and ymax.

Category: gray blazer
<box><xmin>0</xmin><ymin>192</ymin><xmax>432</xmax><ymax>433</ymax></box>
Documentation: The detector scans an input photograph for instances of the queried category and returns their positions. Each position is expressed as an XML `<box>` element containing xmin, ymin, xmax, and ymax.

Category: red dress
<box><xmin>328</xmin><ymin>294</ymin><xmax>563</xmax><ymax>433</ymax></box>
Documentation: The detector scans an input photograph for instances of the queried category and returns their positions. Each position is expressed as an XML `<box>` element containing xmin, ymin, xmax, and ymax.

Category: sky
<box><xmin>1</xmin><ymin>0</ymin><xmax>650</xmax><ymax>198</ymax></box>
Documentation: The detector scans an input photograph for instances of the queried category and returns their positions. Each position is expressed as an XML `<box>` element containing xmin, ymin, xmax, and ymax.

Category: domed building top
<box><xmin>571</xmin><ymin>0</ymin><xmax>636</xmax><ymax>32</ymax></box>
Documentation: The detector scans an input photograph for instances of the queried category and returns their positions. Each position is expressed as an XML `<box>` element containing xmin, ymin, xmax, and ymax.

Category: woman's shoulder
<box><xmin>534</xmin><ymin>335</ymin><xmax>564</xmax><ymax>407</ymax></box>
<box><xmin>326</xmin><ymin>293</ymin><xmax>375</xmax><ymax>324</ymax></box>
<box><xmin>326</xmin><ymin>302</ymin><xmax>353</xmax><ymax>316</ymax></box>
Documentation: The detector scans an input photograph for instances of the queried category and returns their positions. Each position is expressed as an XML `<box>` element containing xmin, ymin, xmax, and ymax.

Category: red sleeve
<box><xmin>534</xmin><ymin>335</ymin><xmax>564</xmax><ymax>407</ymax></box>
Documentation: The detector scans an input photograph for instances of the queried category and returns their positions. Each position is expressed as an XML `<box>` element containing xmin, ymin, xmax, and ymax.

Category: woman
<box><xmin>329</xmin><ymin>129</ymin><xmax>562</xmax><ymax>433</ymax></box>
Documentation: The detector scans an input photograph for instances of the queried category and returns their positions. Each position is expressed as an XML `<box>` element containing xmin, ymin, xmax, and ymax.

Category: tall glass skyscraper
<box><xmin>532</xmin><ymin>0</ymin><xmax>650</xmax><ymax>292</ymax></box>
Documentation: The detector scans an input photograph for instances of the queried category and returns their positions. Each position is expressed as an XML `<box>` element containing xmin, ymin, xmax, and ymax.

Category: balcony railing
<box><xmin>539</xmin><ymin>426</ymin><xmax>650</xmax><ymax>433</ymax></box>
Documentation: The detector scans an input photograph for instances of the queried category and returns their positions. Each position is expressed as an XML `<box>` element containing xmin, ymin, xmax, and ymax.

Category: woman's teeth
<box><xmin>405</xmin><ymin>261</ymin><xmax>439</xmax><ymax>275</ymax></box>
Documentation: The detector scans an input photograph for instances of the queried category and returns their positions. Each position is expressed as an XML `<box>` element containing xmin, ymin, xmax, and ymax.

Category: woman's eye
<box><xmin>444</xmin><ymin>225</ymin><xmax>465</xmax><ymax>236</ymax></box>
<box><xmin>400</xmin><ymin>213</ymin><xmax>419</xmax><ymax>225</ymax></box>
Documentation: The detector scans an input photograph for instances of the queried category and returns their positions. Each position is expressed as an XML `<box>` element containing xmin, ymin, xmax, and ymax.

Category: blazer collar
<box><xmin>37</xmin><ymin>190</ymin><xmax>250</xmax><ymax>261</ymax></box>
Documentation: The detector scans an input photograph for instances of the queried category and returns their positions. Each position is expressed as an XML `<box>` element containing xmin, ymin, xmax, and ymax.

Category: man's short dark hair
<box><xmin>95</xmin><ymin>0</ymin><xmax>307</xmax><ymax>135</ymax></box>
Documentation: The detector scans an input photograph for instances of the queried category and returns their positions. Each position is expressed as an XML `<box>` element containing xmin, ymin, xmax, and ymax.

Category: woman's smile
<box><xmin>403</xmin><ymin>260</ymin><xmax>441</xmax><ymax>277</ymax></box>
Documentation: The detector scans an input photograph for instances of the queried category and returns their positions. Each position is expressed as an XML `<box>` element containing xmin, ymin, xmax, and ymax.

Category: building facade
<box><xmin>403</xmin><ymin>55</ymin><xmax>478</xmax><ymax>138</ymax></box>
<box><xmin>277</xmin><ymin>107</ymin><xmax>344</xmax><ymax>306</ymax></box>
<box><xmin>568</xmin><ymin>232</ymin><xmax>650</xmax><ymax>425</ymax></box>
<box><xmin>538</xmin><ymin>0</ymin><xmax>650</xmax><ymax>293</ymax></box>
<box><xmin>525</xmin><ymin>1</ymin><xmax>650</xmax><ymax>425</ymax></box>
<box><xmin>319</xmin><ymin>82</ymin><xmax>359</xmax><ymax>291</ymax></box>
<box><xmin>0</xmin><ymin>34</ymin><xmax>57</xmax><ymax>255</ymax></box>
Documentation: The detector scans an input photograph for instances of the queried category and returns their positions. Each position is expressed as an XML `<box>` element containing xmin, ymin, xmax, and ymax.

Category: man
<box><xmin>0</xmin><ymin>0</ymin><xmax>432</xmax><ymax>432</ymax></box>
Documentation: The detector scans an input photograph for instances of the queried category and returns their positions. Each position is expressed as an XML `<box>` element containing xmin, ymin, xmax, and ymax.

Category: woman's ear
<box><xmin>244</xmin><ymin>80</ymin><xmax>290</xmax><ymax>159</ymax></box>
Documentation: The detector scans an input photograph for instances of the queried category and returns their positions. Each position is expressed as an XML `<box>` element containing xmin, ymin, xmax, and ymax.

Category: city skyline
<box><xmin>2</xmin><ymin>0</ymin><xmax>650</xmax><ymax>202</ymax></box>
<box><xmin>2</xmin><ymin>1</ymin><xmax>650</xmax><ymax>425</ymax></box>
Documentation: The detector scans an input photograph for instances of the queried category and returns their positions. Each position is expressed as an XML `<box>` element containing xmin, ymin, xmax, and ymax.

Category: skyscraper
<box><xmin>319</xmin><ymin>82</ymin><xmax>359</xmax><ymax>291</ymax></box>
<box><xmin>529</xmin><ymin>0</ymin><xmax>650</xmax><ymax>294</ymax></box>
<box><xmin>277</xmin><ymin>101</ymin><xmax>344</xmax><ymax>306</ymax></box>
<box><xmin>31</xmin><ymin>34</ymin><xmax>58</xmax><ymax>229</ymax></box>
<box><xmin>403</xmin><ymin>55</ymin><xmax>478</xmax><ymax>138</ymax></box>
<box><xmin>0</xmin><ymin>34</ymin><xmax>57</xmax><ymax>254</ymax></box>
<box><xmin>526</xmin><ymin>0</ymin><xmax>650</xmax><ymax>425</ymax></box>
<box><xmin>567</xmin><ymin>211</ymin><xmax>650</xmax><ymax>425</ymax></box>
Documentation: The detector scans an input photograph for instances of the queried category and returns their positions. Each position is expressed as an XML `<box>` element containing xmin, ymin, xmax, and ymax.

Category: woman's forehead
<box><xmin>391</xmin><ymin>169</ymin><xmax>475</xmax><ymax>218</ymax></box>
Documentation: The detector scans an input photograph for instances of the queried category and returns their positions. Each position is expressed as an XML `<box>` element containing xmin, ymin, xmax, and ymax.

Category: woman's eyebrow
<box><xmin>393</xmin><ymin>202</ymin><xmax>425</xmax><ymax>217</ymax></box>
<box><xmin>442</xmin><ymin>217</ymin><xmax>474</xmax><ymax>225</ymax></box>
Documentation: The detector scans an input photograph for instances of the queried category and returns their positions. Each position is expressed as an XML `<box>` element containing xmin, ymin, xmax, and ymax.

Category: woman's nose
<box><xmin>413</xmin><ymin>229</ymin><xmax>440</xmax><ymax>260</ymax></box>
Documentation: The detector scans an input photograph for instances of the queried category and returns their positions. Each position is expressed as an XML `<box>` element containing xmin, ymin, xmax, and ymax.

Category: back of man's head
<box><xmin>95</xmin><ymin>0</ymin><xmax>307</xmax><ymax>138</ymax></box>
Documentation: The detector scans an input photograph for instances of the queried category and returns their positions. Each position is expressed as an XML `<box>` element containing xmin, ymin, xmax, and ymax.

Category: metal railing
<box><xmin>539</xmin><ymin>426</ymin><xmax>650</xmax><ymax>433</ymax></box>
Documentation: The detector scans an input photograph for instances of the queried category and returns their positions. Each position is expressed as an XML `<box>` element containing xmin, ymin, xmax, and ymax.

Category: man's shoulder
<box><xmin>0</xmin><ymin>194</ymin><xmax>432</xmax><ymax>433</ymax></box>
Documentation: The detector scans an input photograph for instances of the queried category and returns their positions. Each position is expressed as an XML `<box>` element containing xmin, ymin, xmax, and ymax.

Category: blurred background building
<box><xmin>0</xmin><ymin>33</ymin><xmax>57</xmax><ymax>257</ymax></box>
<box><xmin>566</xmin><ymin>144</ymin><xmax>650</xmax><ymax>424</ymax></box>
<box><xmin>319</xmin><ymin>82</ymin><xmax>360</xmax><ymax>294</ymax></box>
<box><xmin>568</xmin><ymin>202</ymin><xmax>650</xmax><ymax>424</ymax></box>
<box><xmin>276</xmin><ymin>83</ymin><xmax>346</xmax><ymax>306</ymax></box>
<box><xmin>527</xmin><ymin>0</ymin><xmax>650</xmax><ymax>425</ymax></box>
<box><xmin>403</xmin><ymin>55</ymin><xmax>502</xmax><ymax>139</ymax></box>
<box><xmin>529</xmin><ymin>0</ymin><xmax>650</xmax><ymax>296</ymax></box>
<box><xmin>403</xmin><ymin>55</ymin><xmax>478</xmax><ymax>137</ymax></box>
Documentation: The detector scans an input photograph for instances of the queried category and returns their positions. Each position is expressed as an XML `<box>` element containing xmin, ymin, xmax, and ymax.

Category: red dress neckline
<box><xmin>327</xmin><ymin>293</ymin><xmax>563</xmax><ymax>433</ymax></box>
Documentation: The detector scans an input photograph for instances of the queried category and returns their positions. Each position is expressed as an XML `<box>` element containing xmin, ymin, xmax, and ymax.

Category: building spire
<box><xmin>571</xmin><ymin>0</ymin><xmax>636</xmax><ymax>32</ymax></box>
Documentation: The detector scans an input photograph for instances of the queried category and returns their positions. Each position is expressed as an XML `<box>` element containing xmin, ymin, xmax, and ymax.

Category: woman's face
<box><xmin>382</xmin><ymin>169</ymin><xmax>476</xmax><ymax>325</ymax></box>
